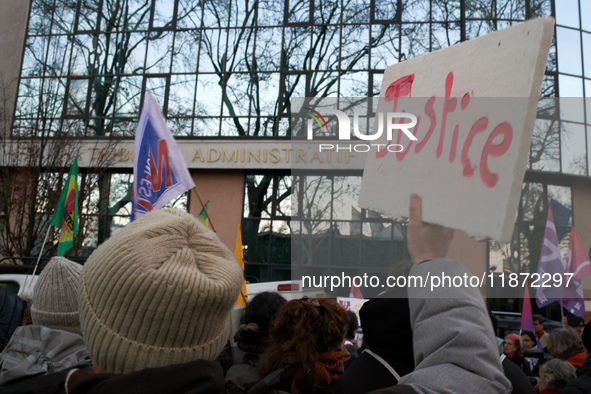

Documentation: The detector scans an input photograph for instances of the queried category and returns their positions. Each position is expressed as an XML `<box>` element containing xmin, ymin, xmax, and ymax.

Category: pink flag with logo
<box><xmin>563</xmin><ymin>227</ymin><xmax>591</xmax><ymax>316</ymax></box>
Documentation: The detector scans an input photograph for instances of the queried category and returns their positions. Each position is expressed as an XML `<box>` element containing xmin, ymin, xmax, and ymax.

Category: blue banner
<box><xmin>132</xmin><ymin>93</ymin><xmax>195</xmax><ymax>221</ymax></box>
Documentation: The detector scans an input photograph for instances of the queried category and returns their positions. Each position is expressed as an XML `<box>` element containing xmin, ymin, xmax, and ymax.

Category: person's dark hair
<box><xmin>521</xmin><ymin>331</ymin><xmax>537</xmax><ymax>346</ymax></box>
<box><xmin>548</xmin><ymin>328</ymin><xmax>585</xmax><ymax>359</ymax></box>
<box><xmin>258</xmin><ymin>298</ymin><xmax>348</xmax><ymax>394</ymax></box>
<box><xmin>345</xmin><ymin>311</ymin><xmax>358</xmax><ymax>340</ymax></box>
<box><xmin>567</xmin><ymin>315</ymin><xmax>585</xmax><ymax>328</ymax></box>
<box><xmin>532</xmin><ymin>314</ymin><xmax>545</xmax><ymax>324</ymax></box>
<box><xmin>235</xmin><ymin>292</ymin><xmax>287</xmax><ymax>354</ymax></box>
<box><xmin>582</xmin><ymin>321</ymin><xmax>591</xmax><ymax>352</ymax></box>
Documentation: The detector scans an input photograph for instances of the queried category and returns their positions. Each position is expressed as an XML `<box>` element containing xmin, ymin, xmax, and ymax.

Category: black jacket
<box><xmin>0</xmin><ymin>288</ymin><xmax>24</xmax><ymax>352</ymax></box>
<box><xmin>66</xmin><ymin>359</ymin><xmax>225</xmax><ymax>394</ymax></box>
<box><xmin>501</xmin><ymin>357</ymin><xmax>536</xmax><ymax>394</ymax></box>
<box><xmin>0</xmin><ymin>364</ymin><xmax>92</xmax><ymax>394</ymax></box>
<box><xmin>334</xmin><ymin>292</ymin><xmax>414</xmax><ymax>394</ymax></box>
<box><xmin>563</xmin><ymin>358</ymin><xmax>591</xmax><ymax>394</ymax></box>
<box><xmin>334</xmin><ymin>351</ymin><xmax>401</xmax><ymax>394</ymax></box>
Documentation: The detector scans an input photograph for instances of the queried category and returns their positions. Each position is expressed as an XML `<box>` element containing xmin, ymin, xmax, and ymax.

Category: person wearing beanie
<box><xmin>0</xmin><ymin>257</ymin><xmax>91</xmax><ymax>388</ymax></box>
<box><xmin>31</xmin><ymin>256</ymin><xmax>83</xmax><ymax>334</ymax></box>
<box><xmin>66</xmin><ymin>208</ymin><xmax>243</xmax><ymax>394</ymax></box>
<box><xmin>562</xmin><ymin>320</ymin><xmax>591</xmax><ymax>394</ymax></box>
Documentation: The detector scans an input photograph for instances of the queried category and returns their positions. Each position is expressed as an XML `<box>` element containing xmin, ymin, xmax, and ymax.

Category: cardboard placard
<box><xmin>359</xmin><ymin>18</ymin><xmax>555</xmax><ymax>242</ymax></box>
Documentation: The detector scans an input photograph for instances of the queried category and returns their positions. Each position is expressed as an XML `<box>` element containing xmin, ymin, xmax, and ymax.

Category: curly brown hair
<box><xmin>258</xmin><ymin>298</ymin><xmax>349</xmax><ymax>394</ymax></box>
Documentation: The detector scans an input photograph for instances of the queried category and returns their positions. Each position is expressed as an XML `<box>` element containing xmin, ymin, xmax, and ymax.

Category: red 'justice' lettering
<box><xmin>480</xmin><ymin>122</ymin><xmax>513</xmax><ymax>188</ymax></box>
<box><xmin>378</xmin><ymin>74</ymin><xmax>415</xmax><ymax>159</ymax></box>
<box><xmin>451</xmin><ymin>93</ymin><xmax>470</xmax><ymax>163</ymax></box>
<box><xmin>376</xmin><ymin>71</ymin><xmax>514</xmax><ymax>189</ymax></box>
<box><xmin>414</xmin><ymin>96</ymin><xmax>436</xmax><ymax>154</ymax></box>
<box><xmin>449</xmin><ymin>125</ymin><xmax>459</xmax><ymax>163</ymax></box>
<box><xmin>384</xmin><ymin>74</ymin><xmax>414</xmax><ymax>109</ymax></box>
<box><xmin>436</xmin><ymin>73</ymin><xmax>457</xmax><ymax>159</ymax></box>
<box><xmin>461</xmin><ymin>117</ymin><xmax>488</xmax><ymax>178</ymax></box>
<box><xmin>396</xmin><ymin>115</ymin><xmax>419</xmax><ymax>161</ymax></box>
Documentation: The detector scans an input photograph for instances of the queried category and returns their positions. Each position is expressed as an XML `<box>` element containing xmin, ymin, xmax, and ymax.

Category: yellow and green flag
<box><xmin>234</xmin><ymin>224</ymin><xmax>248</xmax><ymax>306</ymax></box>
<box><xmin>197</xmin><ymin>200</ymin><xmax>209</xmax><ymax>227</ymax></box>
<box><xmin>50</xmin><ymin>158</ymin><xmax>79</xmax><ymax>256</ymax></box>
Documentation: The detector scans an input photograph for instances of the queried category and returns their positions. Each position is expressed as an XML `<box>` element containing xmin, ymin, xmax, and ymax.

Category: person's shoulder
<box><xmin>501</xmin><ymin>358</ymin><xmax>536</xmax><ymax>394</ymax></box>
<box><xmin>68</xmin><ymin>359</ymin><xmax>226</xmax><ymax>394</ymax></box>
<box><xmin>563</xmin><ymin>372</ymin><xmax>591</xmax><ymax>394</ymax></box>
<box><xmin>11</xmin><ymin>325</ymin><xmax>84</xmax><ymax>341</ymax></box>
<box><xmin>566</xmin><ymin>352</ymin><xmax>587</xmax><ymax>368</ymax></box>
<box><xmin>336</xmin><ymin>351</ymin><xmax>399</xmax><ymax>394</ymax></box>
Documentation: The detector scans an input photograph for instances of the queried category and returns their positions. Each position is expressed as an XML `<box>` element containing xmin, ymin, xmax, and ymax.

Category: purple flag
<box><xmin>562</xmin><ymin>227</ymin><xmax>591</xmax><ymax>316</ymax></box>
<box><xmin>132</xmin><ymin>93</ymin><xmax>195</xmax><ymax>221</ymax></box>
<box><xmin>536</xmin><ymin>205</ymin><xmax>564</xmax><ymax>308</ymax></box>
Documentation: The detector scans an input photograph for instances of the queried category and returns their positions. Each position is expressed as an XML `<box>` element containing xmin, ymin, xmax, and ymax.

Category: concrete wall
<box><xmin>0</xmin><ymin>0</ymin><xmax>29</xmax><ymax>137</ymax></box>
<box><xmin>188</xmin><ymin>171</ymin><xmax>245</xmax><ymax>252</ymax></box>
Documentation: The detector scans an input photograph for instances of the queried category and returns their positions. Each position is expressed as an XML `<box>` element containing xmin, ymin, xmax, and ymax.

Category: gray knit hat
<box><xmin>79</xmin><ymin>208</ymin><xmax>243</xmax><ymax>375</ymax></box>
<box><xmin>31</xmin><ymin>256</ymin><xmax>83</xmax><ymax>334</ymax></box>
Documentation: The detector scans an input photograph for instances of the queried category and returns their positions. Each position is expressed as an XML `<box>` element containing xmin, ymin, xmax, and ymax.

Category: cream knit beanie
<box><xmin>31</xmin><ymin>256</ymin><xmax>83</xmax><ymax>334</ymax></box>
<box><xmin>79</xmin><ymin>208</ymin><xmax>243</xmax><ymax>374</ymax></box>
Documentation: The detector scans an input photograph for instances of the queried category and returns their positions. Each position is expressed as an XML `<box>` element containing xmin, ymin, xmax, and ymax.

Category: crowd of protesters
<box><xmin>0</xmin><ymin>195</ymin><xmax>590</xmax><ymax>393</ymax></box>
<box><xmin>497</xmin><ymin>314</ymin><xmax>591</xmax><ymax>393</ymax></box>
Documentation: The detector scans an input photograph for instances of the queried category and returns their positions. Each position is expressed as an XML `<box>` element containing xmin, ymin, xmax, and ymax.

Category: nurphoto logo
<box><xmin>303</xmin><ymin>106</ymin><xmax>418</xmax><ymax>153</ymax></box>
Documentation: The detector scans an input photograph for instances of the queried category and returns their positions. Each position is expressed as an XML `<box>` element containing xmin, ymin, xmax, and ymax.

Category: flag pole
<box><xmin>26</xmin><ymin>225</ymin><xmax>52</xmax><ymax>289</ymax></box>
<box><xmin>560</xmin><ymin>299</ymin><xmax>565</xmax><ymax>328</ymax></box>
<box><xmin>192</xmin><ymin>187</ymin><xmax>216</xmax><ymax>233</ymax></box>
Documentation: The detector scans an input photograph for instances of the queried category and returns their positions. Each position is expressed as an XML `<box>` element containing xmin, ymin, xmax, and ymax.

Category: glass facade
<box><xmin>19</xmin><ymin>0</ymin><xmax>588</xmax><ymax>140</ymax></box>
<box><xmin>9</xmin><ymin>1</ymin><xmax>591</xmax><ymax>285</ymax></box>
<box><xmin>489</xmin><ymin>179</ymin><xmax>572</xmax><ymax>274</ymax></box>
